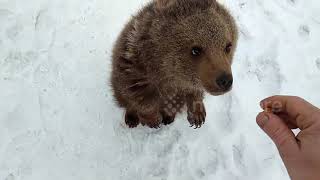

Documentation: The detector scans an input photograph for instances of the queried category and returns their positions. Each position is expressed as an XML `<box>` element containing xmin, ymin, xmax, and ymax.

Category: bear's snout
<box><xmin>216</xmin><ymin>73</ymin><xmax>233</xmax><ymax>91</ymax></box>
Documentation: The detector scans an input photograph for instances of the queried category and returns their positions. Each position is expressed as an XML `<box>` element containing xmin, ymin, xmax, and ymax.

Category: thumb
<box><xmin>256</xmin><ymin>112</ymin><xmax>299</xmax><ymax>157</ymax></box>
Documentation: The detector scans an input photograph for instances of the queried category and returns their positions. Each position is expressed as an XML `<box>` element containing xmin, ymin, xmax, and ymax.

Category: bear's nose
<box><xmin>216</xmin><ymin>73</ymin><xmax>233</xmax><ymax>91</ymax></box>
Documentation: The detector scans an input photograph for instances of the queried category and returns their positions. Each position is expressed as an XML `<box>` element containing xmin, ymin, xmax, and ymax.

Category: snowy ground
<box><xmin>1</xmin><ymin>0</ymin><xmax>320</xmax><ymax>179</ymax></box>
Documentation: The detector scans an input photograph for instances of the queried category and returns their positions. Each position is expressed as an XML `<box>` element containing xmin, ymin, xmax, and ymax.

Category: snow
<box><xmin>1</xmin><ymin>0</ymin><xmax>320</xmax><ymax>179</ymax></box>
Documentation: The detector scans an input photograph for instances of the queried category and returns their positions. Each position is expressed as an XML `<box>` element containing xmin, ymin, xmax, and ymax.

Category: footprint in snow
<box><xmin>298</xmin><ymin>25</ymin><xmax>311</xmax><ymax>38</ymax></box>
<box><xmin>316</xmin><ymin>58</ymin><xmax>320</xmax><ymax>70</ymax></box>
<box><xmin>5</xmin><ymin>174</ymin><xmax>15</xmax><ymax>180</ymax></box>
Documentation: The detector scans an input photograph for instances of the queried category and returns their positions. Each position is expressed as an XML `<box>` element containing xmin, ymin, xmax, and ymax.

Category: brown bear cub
<box><xmin>111</xmin><ymin>0</ymin><xmax>238</xmax><ymax>129</ymax></box>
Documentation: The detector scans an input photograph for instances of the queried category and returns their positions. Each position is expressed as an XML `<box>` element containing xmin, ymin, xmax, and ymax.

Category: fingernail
<box><xmin>257</xmin><ymin>114</ymin><xmax>269</xmax><ymax>128</ymax></box>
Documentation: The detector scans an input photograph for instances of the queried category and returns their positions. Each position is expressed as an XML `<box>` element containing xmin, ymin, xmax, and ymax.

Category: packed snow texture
<box><xmin>1</xmin><ymin>0</ymin><xmax>320</xmax><ymax>179</ymax></box>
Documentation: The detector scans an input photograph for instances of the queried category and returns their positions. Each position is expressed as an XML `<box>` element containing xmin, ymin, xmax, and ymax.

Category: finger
<box><xmin>260</xmin><ymin>96</ymin><xmax>319</xmax><ymax>129</ymax></box>
<box><xmin>277</xmin><ymin>113</ymin><xmax>299</xmax><ymax>129</ymax></box>
<box><xmin>256</xmin><ymin>112</ymin><xmax>300</xmax><ymax>157</ymax></box>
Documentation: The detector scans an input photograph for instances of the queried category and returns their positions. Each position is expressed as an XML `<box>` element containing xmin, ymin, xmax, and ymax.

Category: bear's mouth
<box><xmin>202</xmin><ymin>84</ymin><xmax>233</xmax><ymax>96</ymax></box>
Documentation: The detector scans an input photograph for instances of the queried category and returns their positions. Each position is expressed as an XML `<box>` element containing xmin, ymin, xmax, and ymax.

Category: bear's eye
<box><xmin>191</xmin><ymin>47</ymin><xmax>202</xmax><ymax>57</ymax></box>
<box><xmin>225</xmin><ymin>42</ymin><xmax>233</xmax><ymax>54</ymax></box>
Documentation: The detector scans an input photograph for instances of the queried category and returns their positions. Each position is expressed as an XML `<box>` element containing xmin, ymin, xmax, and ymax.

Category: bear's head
<box><xmin>150</xmin><ymin>0</ymin><xmax>238</xmax><ymax>95</ymax></box>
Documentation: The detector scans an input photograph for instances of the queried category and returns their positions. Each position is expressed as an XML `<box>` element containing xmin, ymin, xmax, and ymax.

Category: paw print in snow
<box><xmin>298</xmin><ymin>25</ymin><xmax>310</xmax><ymax>38</ymax></box>
<box><xmin>316</xmin><ymin>58</ymin><xmax>320</xmax><ymax>70</ymax></box>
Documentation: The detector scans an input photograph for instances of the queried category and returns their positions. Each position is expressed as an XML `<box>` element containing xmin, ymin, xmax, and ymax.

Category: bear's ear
<box><xmin>155</xmin><ymin>0</ymin><xmax>176</xmax><ymax>10</ymax></box>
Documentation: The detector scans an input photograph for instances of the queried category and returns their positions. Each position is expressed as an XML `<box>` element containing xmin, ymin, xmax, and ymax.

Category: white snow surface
<box><xmin>1</xmin><ymin>0</ymin><xmax>320</xmax><ymax>179</ymax></box>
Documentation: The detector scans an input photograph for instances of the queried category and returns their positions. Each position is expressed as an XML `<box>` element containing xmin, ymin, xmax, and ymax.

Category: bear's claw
<box><xmin>187</xmin><ymin>104</ymin><xmax>206</xmax><ymax>129</ymax></box>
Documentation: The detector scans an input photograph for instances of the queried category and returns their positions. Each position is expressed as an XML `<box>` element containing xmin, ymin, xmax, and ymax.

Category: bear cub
<box><xmin>111</xmin><ymin>0</ymin><xmax>238</xmax><ymax>129</ymax></box>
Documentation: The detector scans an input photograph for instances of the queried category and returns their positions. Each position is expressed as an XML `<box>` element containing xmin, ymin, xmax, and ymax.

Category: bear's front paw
<box><xmin>125</xmin><ymin>111</ymin><xmax>140</xmax><ymax>128</ymax></box>
<box><xmin>187</xmin><ymin>102</ymin><xmax>206</xmax><ymax>129</ymax></box>
<box><xmin>162</xmin><ymin>114</ymin><xmax>175</xmax><ymax>125</ymax></box>
<box><xmin>139</xmin><ymin>112</ymin><xmax>162</xmax><ymax>129</ymax></box>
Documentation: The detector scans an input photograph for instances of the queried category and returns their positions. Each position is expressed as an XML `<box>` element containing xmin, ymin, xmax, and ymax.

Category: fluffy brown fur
<box><xmin>111</xmin><ymin>0</ymin><xmax>238</xmax><ymax>129</ymax></box>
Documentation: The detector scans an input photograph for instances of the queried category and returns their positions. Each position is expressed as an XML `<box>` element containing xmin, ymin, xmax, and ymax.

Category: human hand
<box><xmin>256</xmin><ymin>96</ymin><xmax>320</xmax><ymax>180</ymax></box>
